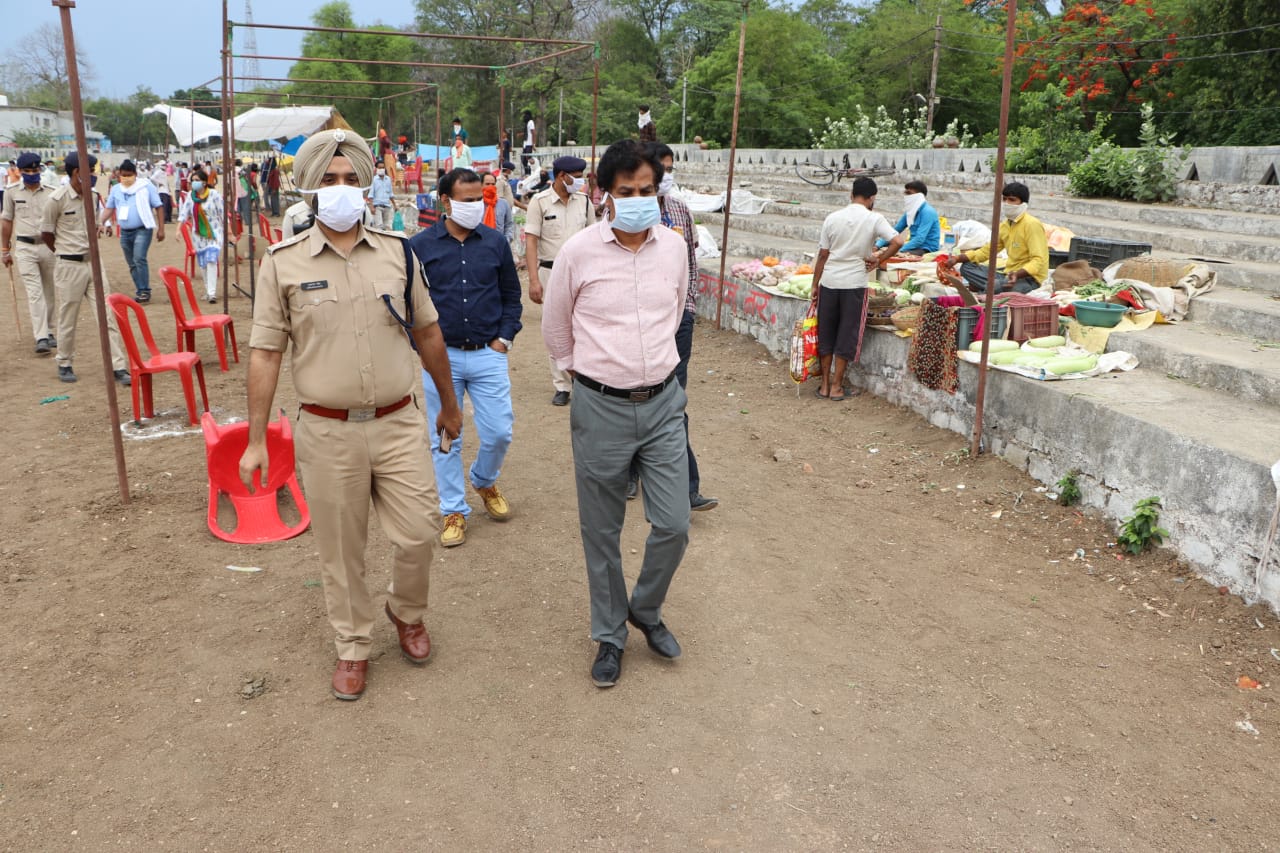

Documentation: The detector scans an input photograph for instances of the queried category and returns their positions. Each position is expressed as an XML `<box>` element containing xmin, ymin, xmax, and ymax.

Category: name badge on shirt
<box><xmin>543</xmin><ymin>214</ymin><xmax>557</xmax><ymax>221</ymax></box>
<box><xmin>300</xmin><ymin>280</ymin><xmax>329</xmax><ymax>291</ymax></box>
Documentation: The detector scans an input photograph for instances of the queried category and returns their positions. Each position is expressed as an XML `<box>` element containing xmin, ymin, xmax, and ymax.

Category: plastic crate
<box><xmin>954</xmin><ymin>306</ymin><xmax>1008</xmax><ymax>348</ymax></box>
<box><xmin>1048</xmin><ymin>248</ymin><xmax>1069</xmax><ymax>269</ymax></box>
<box><xmin>997</xmin><ymin>295</ymin><xmax>1060</xmax><ymax>342</ymax></box>
<box><xmin>1067</xmin><ymin>237</ymin><xmax>1151</xmax><ymax>269</ymax></box>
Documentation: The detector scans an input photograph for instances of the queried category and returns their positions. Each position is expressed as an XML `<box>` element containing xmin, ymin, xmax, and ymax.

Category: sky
<box><xmin>8</xmin><ymin>0</ymin><xmax>420</xmax><ymax>100</ymax></box>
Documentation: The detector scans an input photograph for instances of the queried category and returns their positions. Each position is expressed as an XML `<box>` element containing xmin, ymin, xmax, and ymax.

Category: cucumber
<box><xmin>1044</xmin><ymin>355</ymin><xmax>1099</xmax><ymax>375</ymax></box>
<box><xmin>968</xmin><ymin>339</ymin><xmax>1020</xmax><ymax>353</ymax></box>
<box><xmin>989</xmin><ymin>350</ymin><xmax>1026</xmax><ymax>365</ymax></box>
<box><xmin>1027</xmin><ymin>335</ymin><xmax>1066</xmax><ymax>348</ymax></box>
<box><xmin>1011</xmin><ymin>351</ymin><xmax>1058</xmax><ymax>366</ymax></box>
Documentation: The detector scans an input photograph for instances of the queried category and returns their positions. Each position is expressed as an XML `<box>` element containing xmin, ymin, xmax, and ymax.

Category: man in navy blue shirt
<box><xmin>409</xmin><ymin>168</ymin><xmax>522</xmax><ymax>548</ymax></box>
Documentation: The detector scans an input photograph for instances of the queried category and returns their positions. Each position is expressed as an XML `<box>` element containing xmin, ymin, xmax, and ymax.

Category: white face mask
<box><xmin>567</xmin><ymin>176</ymin><xmax>585</xmax><ymax>194</ymax></box>
<box><xmin>1003</xmin><ymin>201</ymin><xmax>1028</xmax><ymax>221</ymax></box>
<box><xmin>903</xmin><ymin>192</ymin><xmax>926</xmax><ymax>223</ymax></box>
<box><xmin>377</xmin><ymin>169</ymin><xmax>386</xmax><ymax>177</ymax></box>
<box><xmin>305</xmin><ymin>184</ymin><xmax>368</xmax><ymax>231</ymax></box>
<box><xmin>448</xmin><ymin>199</ymin><xmax>485</xmax><ymax>230</ymax></box>
<box><xmin>657</xmin><ymin>173</ymin><xmax>675</xmax><ymax>196</ymax></box>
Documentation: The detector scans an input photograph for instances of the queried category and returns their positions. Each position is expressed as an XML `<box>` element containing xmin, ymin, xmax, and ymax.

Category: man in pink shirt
<box><xmin>543</xmin><ymin>139</ymin><xmax>690</xmax><ymax>688</ymax></box>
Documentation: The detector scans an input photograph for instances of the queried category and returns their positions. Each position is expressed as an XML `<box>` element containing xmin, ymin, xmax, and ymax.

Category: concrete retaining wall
<box><xmin>695</xmin><ymin>266</ymin><xmax>1280</xmax><ymax>611</ymax></box>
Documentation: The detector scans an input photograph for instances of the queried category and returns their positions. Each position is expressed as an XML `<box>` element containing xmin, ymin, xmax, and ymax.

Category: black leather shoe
<box><xmin>690</xmin><ymin>493</ymin><xmax>719</xmax><ymax>512</ymax></box>
<box><xmin>58</xmin><ymin>365</ymin><xmax>77</xmax><ymax>383</ymax></box>
<box><xmin>627</xmin><ymin>611</ymin><xmax>681</xmax><ymax>659</ymax></box>
<box><xmin>113</xmin><ymin>369</ymin><xmax>132</xmax><ymax>386</ymax></box>
<box><xmin>552</xmin><ymin>390</ymin><xmax>570</xmax><ymax>407</ymax></box>
<box><xmin>34</xmin><ymin>338</ymin><xmax>52</xmax><ymax>355</ymax></box>
<box><xmin>591</xmin><ymin>642</ymin><xmax>623</xmax><ymax>687</ymax></box>
<box><xmin>626</xmin><ymin>478</ymin><xmax>639</xmax><ymax>501</ymax></box>
<box><xmin>136</xmin><ymin>291</ymin><xmax>151</xmax><ymax>304</ymax></box>
<box><xmin>48</xmin><ymin>334</ymin><xmax>56</xmax><ymax>347</ymax></box>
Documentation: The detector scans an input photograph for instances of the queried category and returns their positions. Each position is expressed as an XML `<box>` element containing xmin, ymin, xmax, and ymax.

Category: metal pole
<box><xmin>969</xmin><ymin>0</ymin><xmax>1018</xmax><ymax>458</ymax></box>
<box><xmin>558</xmin><ymin>88</ymin><xmax>563</xmax><ymax>147</ymax></box>
<box><xmin>927</xmin><ymin>14</ymin><xmax>942</xmax><ymax>134</ymax></box>
<box><xmin>435</xmin><ymin>87</ymin><xmax>441</xmax><ymax>173</ymax></box>
<box><xmin>221</xmin><ymin>1</ymin><xmax>232</xmax><ymax>314</ymax></box>
<box><xmin>591</xmin><ymin>52</ymin><xmax>599</xmax><ymax>174</ymax></box>
<box><xmin>681</xmin><ymin>76</ymin><xmax>687</xmax><ymax>145</ymax></box>
<box><xmin>715</xmin><ymin>0</ymin><xmax>749</xmax><ymax>331</ymax></box>
<box><xmin>500</xmin><ymin>83</ymin><xmax>506</xmax><ymax>161</ymax></box>
<box><xmin>52</xmin><ymin>0</ymin><xmax>130</xmax><ymax>505</ymax></box>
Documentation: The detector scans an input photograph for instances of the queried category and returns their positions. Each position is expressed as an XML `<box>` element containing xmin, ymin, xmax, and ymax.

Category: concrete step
<box><xmin>695</xmin><ymin>201</ymin><xmax>1280</xmax><ymax>296</ymax></box>
<box><xmin>1188</xmin><ymin>288</ymin><xmax>1280</xmax><ymax>341</ymax></box>
<box><xmin>1108</xmin><ymin>323</ymin><xmax>1280</xmax><ymax>407</ymax></box>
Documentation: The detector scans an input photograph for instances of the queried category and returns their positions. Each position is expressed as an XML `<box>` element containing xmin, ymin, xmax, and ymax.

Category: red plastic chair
<box><xmin>201</xmin><ymin>410</ymin><xmax>310</xmax><ymax>543</ymax></box>
<box><xmin>107</xmin><ymin>293</ymin><xmax>210</xmax><ymax>426</ymax></box>
<box><xmin>257</xmin><ymin>213</ymin><xmax>282</xmax><ymax>245</ymax></box>
<box><xmin>158</xmin><ymin>266</ymin><xmax>239</xmax><ymax>372</ymax></box>
<box><xmin>179</xmin><ymin>220</ymin><xmax>197</xmax><ymax>279</ymax></box>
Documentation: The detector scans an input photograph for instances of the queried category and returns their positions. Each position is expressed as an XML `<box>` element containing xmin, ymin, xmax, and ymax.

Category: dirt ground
<box><xmin>2</xmin><ymin>222</ymin><xmax>1279</xmax><ymax>852</ymax></box>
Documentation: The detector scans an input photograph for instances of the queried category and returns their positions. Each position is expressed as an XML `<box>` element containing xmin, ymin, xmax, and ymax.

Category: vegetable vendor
<box><xmin>944</xmin><ymin>181</ymin><xmax>1048</xmax><ymax>294</ymax></box>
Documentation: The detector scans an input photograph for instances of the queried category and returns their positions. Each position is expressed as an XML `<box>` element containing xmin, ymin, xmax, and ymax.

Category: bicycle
<box><xmin>794</xmin><ymin>154</ymin><xmax>894</xmax><ymax>187</ymax></box>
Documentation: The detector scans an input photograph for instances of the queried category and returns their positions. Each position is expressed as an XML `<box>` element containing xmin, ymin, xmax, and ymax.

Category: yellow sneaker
<box><xmin>441</xmin><ymin>512</ymin><xmax>467</xmax><ymax>547</ymax></box>
<box><xmin>474</xmin><ymin>484</ymin><xmax>511</xmax><ymax>521</ymax></box>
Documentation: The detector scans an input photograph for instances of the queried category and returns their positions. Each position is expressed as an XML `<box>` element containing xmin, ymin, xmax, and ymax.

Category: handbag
<box><xmin>790</xmin><ymin>300</ymin><xmax>820</xmax><ymax>383</ymax></box>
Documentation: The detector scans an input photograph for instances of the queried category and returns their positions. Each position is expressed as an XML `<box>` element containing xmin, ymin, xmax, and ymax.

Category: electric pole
<box><xmin>927</xmin><ymin>14</ymin><xmax>941</xmax><ymax>133</ymax></box>
<box><xmin>681</xmin><ymin>76</ymin><xmax>687</xmax><ymax>144</ymax></box>
<box><xmin>558</xmin><ymin>88</ymin><xmax>563</xmax><ymax>146</ymax></box>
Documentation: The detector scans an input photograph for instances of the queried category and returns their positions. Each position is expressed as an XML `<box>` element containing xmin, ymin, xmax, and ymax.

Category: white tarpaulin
<box><xmin>677</xmin><ymin>187</ymin><xmax>773</xmax><ymax>215</ymax></box>
<box><xmin>143</xmin><ymin>105</ymin><xmax>222</xmax><ymax>147</ymax></box>
<box><xmin>231</xmin><ymin>106</ymin><xmax>335</xmax><ymax>142</ymax></box>
<box><xmin>145</xmin><ymin>104</ymin><xmax>339</xmax><ymax>146</ymax></box>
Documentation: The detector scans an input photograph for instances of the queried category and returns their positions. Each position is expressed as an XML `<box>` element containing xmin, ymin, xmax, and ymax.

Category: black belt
<box><xmin>451</xmin><ymin>342</ymin><xmax>487</xmax><ymax>351</ymax></box>
<box><xmin>120</xmin><ymin>227</ymin><xmax>143</xmax><ymax>232</ymax></box>
<box><xmin>539</xmin><ymin>260</ymin><xmax>554</xmax><ymax>269</ymax></box>
<box><xmin>15</xmin><ymin>235</ymin><xmax>36</xmax><ymax>244</ymax></box>
<box><xmin>58</xmin><ymin>254</ymin><xmax>86</xmax><ymax>262</ymax></box>
<box><xmin>576</xmin><ymin>371</ymin><xmax>676</xmax><ymax>402</ymax></box>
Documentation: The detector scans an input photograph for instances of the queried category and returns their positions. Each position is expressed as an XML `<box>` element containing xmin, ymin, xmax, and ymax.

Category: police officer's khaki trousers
<box><xmin>295</xmin><ymin>399</ymin><xmax>440</xmax><ymax>661</ymax></box>
<box><xmin>54</xmin><ymin>258</ymin><xmax>127</xmax><ymax>371</ymax></box>
<box><xmin>14</xmin><ymin>242</ymin><xmax>55</xmax><ymax>342</ymax></box>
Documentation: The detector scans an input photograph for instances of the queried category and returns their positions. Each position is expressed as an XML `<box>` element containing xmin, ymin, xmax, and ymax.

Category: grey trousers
<box><xmin>570</xmin><ymin>376</ymin><xmax>690</xmax><ymax>648</ymax></box>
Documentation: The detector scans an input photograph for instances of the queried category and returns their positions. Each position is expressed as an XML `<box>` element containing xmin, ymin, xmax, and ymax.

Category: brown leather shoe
<box><xmin>332</xmin><ymin>659</ymin><xmax>368</xmax><ymax>701</ymax></box>
<box><xmin>386</xmin><ymin>602</ymin><xmax>431</xmax><ymax>664</ymax></box>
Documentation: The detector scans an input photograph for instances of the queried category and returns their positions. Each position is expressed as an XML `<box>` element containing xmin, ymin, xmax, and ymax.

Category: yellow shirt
<box><xmin>250</xmin><ymin>225</ymin><xmax>439</xmax><ymax>409</ymax></box>
<box><xmin>967</xmin><ymin>211</ymin><xmax>1049</xmax><ymax>283</ymax></box>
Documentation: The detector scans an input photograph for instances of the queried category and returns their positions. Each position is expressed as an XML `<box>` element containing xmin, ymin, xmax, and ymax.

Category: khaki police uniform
<box><xmin>250</xmin><ymin>224</ymin><xmax>442</xmax><ymax>661</ymax></box>
<box><xmin>39</xmin><ymin>184</ymin><xmax>127</xmax><ymax>371</ymax></box>
<box><xmin>524</xmin><ymin>186</ymin><xmax>595</xmax><ymax>393</ymax></box>
<box><xmin>2</xmin><ymin>180</ymin><xmax>56</xmax><ymax>343</ymax></box>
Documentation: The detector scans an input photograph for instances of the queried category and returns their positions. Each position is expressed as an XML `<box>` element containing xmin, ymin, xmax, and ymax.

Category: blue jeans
<box><xmin>959</xmin><ymin>261</ymin><xmax>1038</xmax><ymax>294</ymax></box>
<box><xmin>422</xmin><ymin>346</ymin><xmax>514</xmax><ymax>517</ymax></box>
<box><xmin>119</xmin><ymin>227</ymin><xmax>153</xmax><ymax>295</ymax></box>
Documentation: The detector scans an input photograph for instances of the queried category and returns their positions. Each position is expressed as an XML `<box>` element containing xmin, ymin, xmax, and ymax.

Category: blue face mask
<box><xmin>191</xmin><ymin>180</ymin><xmax>206</xmax><ymax>192</ymax></box>
<box><xmin>22</xmin><ymin>173</ymin><xmax>41</xmax><ymax>186</ymax></box>
<box><xmin>608</xmin><ymin>194</ymin><xmax>660</xmax><ymax>233</ymax></box>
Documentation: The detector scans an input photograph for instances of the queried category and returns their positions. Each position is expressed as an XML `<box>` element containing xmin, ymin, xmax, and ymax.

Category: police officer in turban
<box><xmin>239</xmin><ymin>129</ymin><xmax>462</xmax><ymax>701</ymax></box>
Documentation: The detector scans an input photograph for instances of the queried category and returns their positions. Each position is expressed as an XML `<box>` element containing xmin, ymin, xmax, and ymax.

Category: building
<box><xmin>0</xmin><ymin>99</ymin><xmax>110</xmax><ymax>162</ymax></box>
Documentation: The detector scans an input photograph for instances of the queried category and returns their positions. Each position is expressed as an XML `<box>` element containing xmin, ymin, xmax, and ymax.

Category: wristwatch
<box><xmin>498</xmin><ymin>337</ymin><xmax>513</xmax><ymax>350</ymax></box>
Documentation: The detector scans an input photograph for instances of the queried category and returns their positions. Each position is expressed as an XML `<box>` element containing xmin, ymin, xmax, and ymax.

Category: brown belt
<box><xmin>300</xmin><ymin>394</ymin><xmax>411</xmax><ymax>422</ymax></box>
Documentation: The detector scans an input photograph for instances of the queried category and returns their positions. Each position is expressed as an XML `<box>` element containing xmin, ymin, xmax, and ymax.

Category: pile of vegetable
<box><xmin>731</xmin><ymin>257</ymin><xmax>816</xmax><ymax>297</ymax></box>
<box><xmin>965</xmin><ymin>335</ymin><xmax>1099</xmax><ymax>375</ymax></box>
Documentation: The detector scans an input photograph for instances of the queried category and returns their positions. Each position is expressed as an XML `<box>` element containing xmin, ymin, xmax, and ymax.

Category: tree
<box><xmin>667</xmin><ymin>9</ymin><xmax>853</xmax><ymax>147</ymax></box>
<box><xmin>84</xmin><ymin>87</ymin><xmax>168</xmax><ymax>158</ymax></box>
<box><xmin>289</xmin><ymin>2</ymin><xmax>419</xmax><ymax>138</ymax></box>
<box><xmin>1015</xmin><ymin>0</ymin><xmax>1186</xmax><ymax>142</ymax></box>
<box><xmin>0</xmin><ymin>23</ymin><xmax>95</xmax><ymax>110</ymax></box>
<box><xmin>1165</xmin><ymin>0</ymin><xmax>1280</xmax><ymax>145</ymax></box>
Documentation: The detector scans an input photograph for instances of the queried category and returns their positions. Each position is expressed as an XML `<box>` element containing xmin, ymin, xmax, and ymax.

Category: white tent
<box><xmin>144</xmin><ymin>104</ymin><xmax>342</xmax><ymax>146</ymax></box>
<box><xmin>143</xmin><ymin>105</ymin><xmax>222</xmax><ymax>147</ymax></box>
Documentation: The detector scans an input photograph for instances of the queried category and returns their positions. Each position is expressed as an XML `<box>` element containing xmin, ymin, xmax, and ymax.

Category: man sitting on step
<box><xmin>944</xmin><ymin>181</ymin><xmax>1048</xmax><ymax>294</ymax></box>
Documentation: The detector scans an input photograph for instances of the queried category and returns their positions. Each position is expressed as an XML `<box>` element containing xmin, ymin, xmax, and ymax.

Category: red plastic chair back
<box><xmin>107</xmin><ymin>292</ymin><xmax>163</xmax><ymax>366</ymax></box>
<box><xmin>158</xmin><ymin>265</ymin><xmax>239</xmax><ymax>371</ymax></box>
<box><xmin>201</xmin><ymin>411</ymin><xmax>310</xmax><ymax>543</ymax></box>
<box><xmin>179</xmin><ymin>220</ymin><xmax>197</xmax><ymax>278</ymax></box>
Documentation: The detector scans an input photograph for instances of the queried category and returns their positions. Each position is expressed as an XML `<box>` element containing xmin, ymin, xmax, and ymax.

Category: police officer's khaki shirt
<box><xmin>40</xmin><ymin>184</ymin><xmax>102</xmax><ymax>255</ymax></box>
<box><xmin>1</xmin><ymin>181</ymin><xmax>52</xmax><ymax>238</ymax></box>
<box><xmin>250</xmin><ymin>224</ymin><xmax>439</xmax><ymax>410</ymax></box>
<box><xmin>524</xmin><ymin>187</ymin><xmax>596</xmax><ymax>263</ymax></box>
